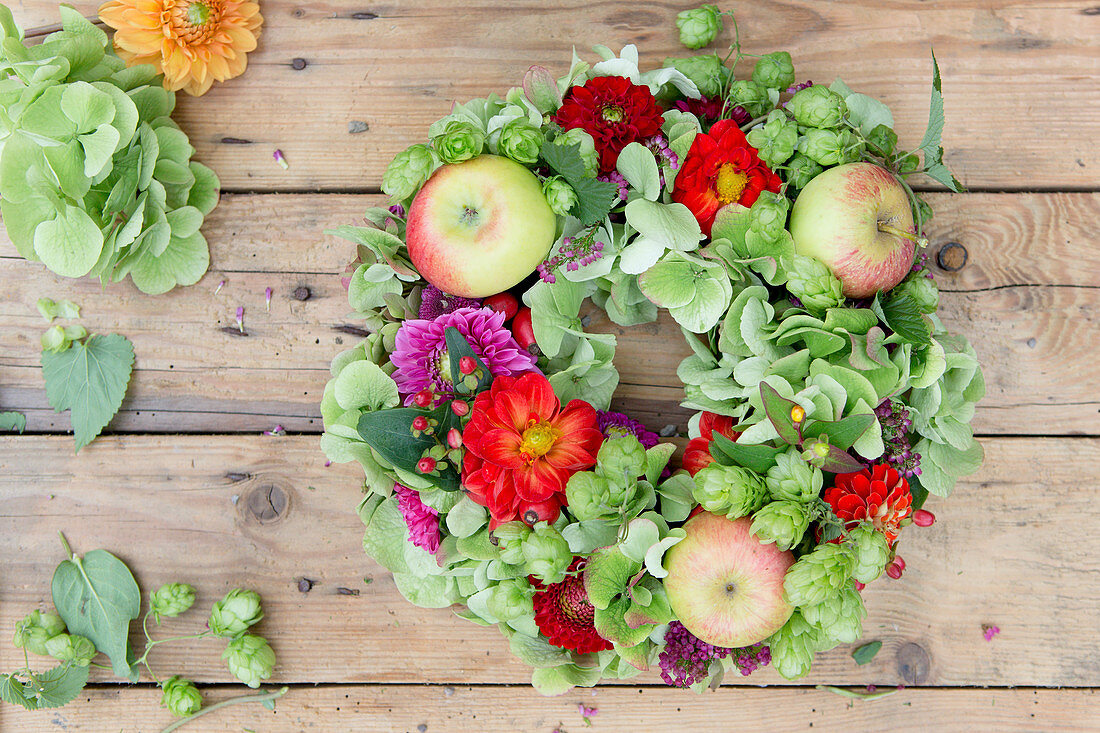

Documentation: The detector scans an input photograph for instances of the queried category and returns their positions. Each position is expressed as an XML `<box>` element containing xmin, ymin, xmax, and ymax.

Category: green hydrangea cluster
<box><xmin>0</xmin><ymin>7</ymin><xmax>218</xmax><ymax>293</ymax></box>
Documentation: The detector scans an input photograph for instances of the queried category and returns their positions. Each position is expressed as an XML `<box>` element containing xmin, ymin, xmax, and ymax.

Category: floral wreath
<box><xmin>320</xmin><ymin>6</ymin><xmax>984</xmax><ymax>695</ymax></box>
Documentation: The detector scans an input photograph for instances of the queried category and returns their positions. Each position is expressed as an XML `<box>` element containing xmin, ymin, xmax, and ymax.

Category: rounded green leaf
<box><xmin>33</xmin><ymin>204</ymin><xmax>103</xmax><ymax>278</ymax></box>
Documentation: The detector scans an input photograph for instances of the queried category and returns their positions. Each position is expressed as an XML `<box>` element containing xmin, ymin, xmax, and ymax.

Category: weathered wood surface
<box><xmin>6</xmin><ymin>1</ymin><xmax>1100</xmax><ymax>191</ymax></box>
<box><xmin>6</xmin><ymin>685</ymin><xmax>1098</xmax><ymax>732</ymax></box>
<box><xmin>3</xmin><ymin>193</ymin><xmax>1097</xmax><ymax>435</ymax></box>
<box><xmin>2</xmin><ymin>436</ymin><xmax>1097</xmax><ymax>688</ymax></box>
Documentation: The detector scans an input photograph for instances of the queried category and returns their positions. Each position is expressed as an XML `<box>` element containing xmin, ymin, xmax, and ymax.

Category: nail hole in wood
<box><xmin>291</xmin><ymin>57</ymin><xmax>307</xmax><ymax>70</ymax></box>
<box><xmin>936</xmin><ymin>242</ymin><xmax>968</xmax><ymax>272</ymax></box>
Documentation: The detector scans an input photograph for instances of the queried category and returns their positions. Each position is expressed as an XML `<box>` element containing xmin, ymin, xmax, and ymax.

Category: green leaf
<box><xmin>0</xmin><ymin>411</ymin><xmax>27</xmax><ymax>433</ymax></box>
<box><xmin>817</xmin><ymin>444</ymin><xmax>866</xmax><ymax>474</ymax></box>
<box><xmin>0</xmin><ymin>673</ymin><xmax>36</xmax><ymax>710</ymax></box>
<box><xmin>583</xmin><ymin>546</ymin><xmax>641</xmax><ymax>610</ymax></box>
<box><xmin>615</xmin><ymin>142</ymin><xmax>660</xmax><ymax>200</ymax></box>
<box><xmin>52</xmin><ymin>549</ymin><xmax>140</xmax><ymax>681</ymax></box>
<box><xmin>444</xmin><ymin>496</ymin><xmax>487</xmax><ymax>538</ymax></box>
<box><xmin>919</xmin><ymin>50</ymin><xmax>945</xmax><ymax>156</ymax></box>
<box><xmin>334</xmin><ymin>360</ymin><xmax>400</xmax><ymax>412</ymax></box>
<box><xmin>23</xmin><ymin>664</ymin><xmax>89</xmax><ymax>709</ymax></box>
<box><xmin>33</xmin><ymin>204</ymin><xmax>104</xmax><ymax>279</ymax></box>
<box><xmin>802</xmin><ymin>414</ymin><xmax>874</xmax><ymax>451</ymax></box>
<box><xmin>760</xmin><ymin>382</ymin><xmax>802</xmax><ymax>445</ymax></box>
<box><xmin>357</xmin><ymin>408</ymin><xmax>436</xmax><ymax>470</ymax></box>
<box><xmin>852</xmin><ymin>640</ymin><xmax>882</xmax><ymax>666</ymax></box>
<box><xmin>844</xmin><ymin>93</ymin><xmax>894</xmax><ymax>137</ymax></box>
<box><xmin>923</xmin><ymin>162</ymin><xmax>964</xmax><ymax>193</ymax></box>
<box><xmin>540</xmin><ymin>141</ymin><xmax>617</xmax><ymax>225</ymax></box>
<box><xmin>877</xmin><ymin>293</ymin><xmax>931</xmax><ymax>345</ymax></box>
<box><xmin>624</xmin><ymin>199</ymin><xmax>702</xmax><ymax>252</ymax></box>
<box><xmin>445</xmin><ymin>327</ymin><xmax>493</xmax><ymax>395</ymax></box>
<box><xmin>41</xmin><ymin>334</ymin><xmax>134</xmax><ymax>452</ymax></box>
<box><xmin>709</xmin><ymin>432</ymin><xmax>781</xmax><ymax>474</ymax></box>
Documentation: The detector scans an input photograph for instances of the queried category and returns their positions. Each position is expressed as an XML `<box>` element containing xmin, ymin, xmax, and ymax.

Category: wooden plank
<box><xmin>5</xmin><ymin>685</ymin><xmax>1097</xmax><ymax>732</ymax></box>
<box><xmin>1</xmin><ymin>435</ymin><xmax>1096</xmax><ymax>687</ymax></box>
<box><xmin>6</xmin><ymin>1</ymin><xmax>1100</xmax><ymax>190</ymax></box>
<box><xmin>2</xmin><ymin>193</ymin><xmax>1097</xmax><ymax>435</ymax></box>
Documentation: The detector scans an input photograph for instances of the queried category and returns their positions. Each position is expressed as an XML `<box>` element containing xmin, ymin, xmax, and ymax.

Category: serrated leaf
<box><xmin>540</xmin><ymin>141</ymin><xmax>617</xmax><ymax>225</ymax></box>
<box><xmin>852</xmin><ymin>640</ymin><xmax>882</xmax><ymax>666</ymax></box>
<box><xmin>0</xmin><ymin>411</ymin><xmax>27</xmax><ymax>433</ymax></box>
<box><xmin>878</xmin><ymin>293</ymin><xmax>932</xmax><ymax>345</ymax></box>
<box><xmin>52</xmin><ymin>549</ymin><xmax>140</xmax><ymax>681</ymax></box>
<box><xmin>41</xmin><ymin>333</ymin><xmax>134</xmax><ymax>451</ymax></box>
<box><xmin>923</xmin><ymin>161</ymin><xmax>964</xmax><ymax>192</ymax></box>
<box><xmin>0</xmin><ymin>673</ymin><xmax>36</xmax><ymax>710</ymax></box>
<box><xmin>23</xmin><ymin>664</ymin><xmax>89</xmax><ymax>709</ymax></box>
<box><xmin>919</xmin><ymin>50</ymin><xmax>945</xmax><ymax>156</ymax></box>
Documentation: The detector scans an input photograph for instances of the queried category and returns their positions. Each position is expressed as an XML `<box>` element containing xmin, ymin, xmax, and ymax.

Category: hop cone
<box><xmin>800</xmin><ymin>583</ymin><xmax>866</xmax><ymax>644</ymax></box>
<box><xmin>13</xmin><ymin>610</ymin><xmax>65</xmax><ymax>656</ymax></box>
<box><xmin>209</xmin><ymin>588</ymin><xmax>263</xmax><ymax>638</ymax></box>
<box><xmin>223</xmin><ymin>635</ymin><xmax>276</xmax><ymax>689</ymax></box>
<box><xmin>785</xmin><ymin>254</ymin><xmax>845</xmax><ymax>314</ymax></box>
<box><xmin>768</xmin><ymin>612</ymin><xmax>822</xmax><ymax>680</ymax></box>
<box><xmin>151</xmin><ymin>582</ymin><xmax>196</xmax><ymax>622</ymax></box>
<box><xmin>160</xmin><ymin>676</ymin><xmax>203</xmax><ymax>717</ymax></box>
<box><xmin>784</xmin><ymin>543</ymin><xmax>854</xmax><ymax>607</ymax></box>
<box><xmin>751</xmin><ymin>500</ymin><xmax>810</xmax><ymax>551</ymax></box>
<box><xmin>381</xmin><ymin>144</ymin><xmax>435</xmax><ymax>201</ymax></box>
<box><xmin>521</xmin><ymin>522</ymin><xmax>572</xmax><ymax>585</ymax></box>
<box><xmin>752</xmin><ymin>51</ymin><xmax>795</xmax><ymax>90</ymax></box>
<box><xmin>787</xmin><ymin>85</ymin><xmax>846</xmax><ymax>128</ymax></box>
<box><xmin>676</xmin><ymin>5</ymin><xmax>722</xmax><ymax>49</ymax></box>
<box><xmin>45</xmin><ymin>633</ymin><xmax>96</xmax><ymax>667</ymax></box>
<box><xmin>693</xmin><ymin>464</ymin><xmax>769</xmax><ymax>519</ymax></box>
<box><xmin>846</xmin><ymin>523</ymin><xmax>891</xmax><ymax>583</ymax></box>
<box><xmin>766</xmin><ymin>449</ymin><xmax>822</xmax><ymax>502</ymax></box>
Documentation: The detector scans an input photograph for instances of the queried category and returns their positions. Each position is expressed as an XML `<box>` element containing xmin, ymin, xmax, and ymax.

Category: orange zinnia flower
<box><xmin>99</xmin><ymin>0</ymin><xmax>263</xmax><ymax>96</ymax></box>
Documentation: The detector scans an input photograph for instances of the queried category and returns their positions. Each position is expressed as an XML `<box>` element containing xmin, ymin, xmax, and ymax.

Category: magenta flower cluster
<box><xmin>536</xmin><ymin>233</ymin><xmax>605</xmax><ymax>284</ymax></box>
<box><xmin>658</xmin><ymin>621</ymin><xmax>771</xmax><ymax>687</ymax></box>
<box><xmin>393</xmin><ymin>483</ymin><xmax>441</xmax><ymax>554</ymax></box>
<box><xmin>596</xmin><ymin>410</ymin><xmax>659</xmax><ymax>449</ymax></box>
<box><xmin>872</xmin><ymin>399</ymin><xmax>922</xmax><ymax>478</ymax></box>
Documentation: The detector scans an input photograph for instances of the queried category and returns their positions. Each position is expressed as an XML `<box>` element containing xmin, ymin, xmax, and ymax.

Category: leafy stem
<box><xmin>157</xmin><ymin>687</ymin><xmax>289</xmax><ymax>733</ymax></box>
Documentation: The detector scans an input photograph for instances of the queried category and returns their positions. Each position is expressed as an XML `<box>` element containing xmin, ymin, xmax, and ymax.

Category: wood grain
<box><xmin>3</xmin><ymin>193</ymin><xmax>1097</xmax><ymax>435</ymax></box>
<box><xmin>1</xmin><ymin>435</ymin><xmax>1096</xmax><ymax>688</ymax></box>
<box><xmin>5</xmin><ymin>1</ymin><xmax>1099</xmax><ymax>191</ymax></box>
<box><xmin>5</xmin><ymin>685</ymin><xmax>1097</xmax><ymax>732</ymax></box>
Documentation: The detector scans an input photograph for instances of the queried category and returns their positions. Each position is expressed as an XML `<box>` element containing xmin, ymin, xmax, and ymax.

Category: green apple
<box><xmin>664</xmin><ymin>512</ymin><xmax>794</xmax><ymax>648</ymax></box>
<box><xmin>789</xmin><ymin>162</ymin><xmax>922</xmax><ymax>298</ymax></box>
<box><xmin>405</xmin><ymin>155</ymin><xmax>556</xmax><ymax>298</ymax></box>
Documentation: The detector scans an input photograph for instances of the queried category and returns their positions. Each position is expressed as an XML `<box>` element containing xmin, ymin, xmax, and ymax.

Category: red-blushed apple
<box><xmin>405</xmin><ymin>155</ymin><xmax>557</xmax><ymax>298</ymax></box>
<box><xmin>789</xmin><ymin>162</ymin><xmax>924</xmax><ymax>298</ymax></box>
<box><xmin>663</xmin><ymin>512</ymin><xmax>794</xmax><ymax>648</ymax></box>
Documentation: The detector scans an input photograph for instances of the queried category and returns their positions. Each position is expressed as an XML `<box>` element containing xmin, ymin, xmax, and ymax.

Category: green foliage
<box><xmin>852</xmin><ymin>640</ymin><xmax>882</xmax><ymax>665</ymax></box>
<box><xmin>0</xmin><ymin>410</ymin><xmax>25</xmax><ymax>432</ymax></box>
<box><xmin>40</xmin><ymin>333</ymin><xmax>134</xmax><ymax>452</ymax></box>
<box><xmin>540</xmin><ymin>141</ymin><xmax>616</xmax><ymax>225</ymax></box>
<box><xmin>0</xmin><ymin>8</ymin><xmax>217</xmax><ymax>292</ymax></box>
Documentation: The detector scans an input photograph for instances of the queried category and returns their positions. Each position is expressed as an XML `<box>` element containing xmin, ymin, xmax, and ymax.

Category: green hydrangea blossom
<box><xmin>431</xmin><ymin>119</ymin><xmax>485</xmax><ymax>164</ymax></box>
<box><xmin>785</xmin><ymin>254</ymin><xmax>845</xmax><ymax>313</ymax></box>
<box><xmin>746</xmin><ymin>110</ymin><xmax>798</xmax><ymax>167</ymax></box>
<box><xmin>498</xmin><ymin>120</ymin><xmax>544</xmax><ymax>165</ymax></box>
<box><xmin>784</xmin><ymin>543</ymin><xmax>855</xmax><ymax>607</ymax></box>
<box><xmin>752</xmin><ymin>51</ymin><xmax>796</xmax><ymax>90</ymax></box>
<box><xmin>160</xmin><ymin>676</ymin><xmax>203</xmax><ymax>717</ymax></box>
<box><xmin>846</xmin><ymin>523</ymin><xmax>891</xmax><ymax>583</ymax></box>
<box><xmin>676</xmin><ymin>5</ymin><xmax>723</xmax><ymax>49</ymax></box>
<box><xmin>692</xmin><ymin>463</ymin><xmax>769</xmax><ymax>519</ymax></box>
<box><xmin>787</xmin><ymin>85</ymin><xmax>847</xmax><ymax>128</ymax></box>
<box><xmin>750</xmin><ymin>500</ymin><xmax>811</xmax><ymax>551</ymax></box>
<box><xmin>222</xmin><ymin>634</ymin><xmax>276</xmax><ymax>688</ymax></box>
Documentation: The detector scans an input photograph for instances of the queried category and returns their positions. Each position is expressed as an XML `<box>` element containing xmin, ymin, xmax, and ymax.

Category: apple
<box><xmin>405</xmin><ymin>155</ymin><xmax>557</xmax><ymax>298</ymax></box>
<box><xmin>789</xmin><ymin>162</ymin><xmax>923</xmax><ymax>298</ymax></box>
<box><xmin>664</xmin><ymin>512</ymin><xmax>794</xmax><ymax>648</ymax></box>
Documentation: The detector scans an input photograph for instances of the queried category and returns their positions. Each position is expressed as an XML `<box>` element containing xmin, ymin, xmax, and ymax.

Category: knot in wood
<box><xmin>896</xmin><ymin>641</ymin><xmax>931</xmax><ymax>685</ymax></box>
<box><xmin>246</xmin><ymin>483</ymin><xmax>289</xmax><ymax>524</ymax></box>
<box><xmin>935</xmin><ymin>241</ymin><xmax>968</xmax><ymax>272</ymax></box>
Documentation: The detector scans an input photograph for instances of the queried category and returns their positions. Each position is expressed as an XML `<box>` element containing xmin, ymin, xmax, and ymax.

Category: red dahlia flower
<box><xmin>461</xmin><ymin>373</ymin><xmax>603</xmax><ymax>527</ymax></box>
<box><xmin>532</xmin><ymin>559</ymin><xmax>612</xmax><ymax>654</ymax></box>
<box><xmin>554</xmin><ymin>76</ymin><xmax>664</xmax><ymax>172</ymax></box>
<box><xmin>671</xmin><ymin>118</ymin><xmax>782</xmax><ymax>235</ymax></box>
<box><xmin>682</xmin><ymin>411</ymin><xmax>741</xmax><ymax>476</ymax></box>
<box><xmin>824</xmin><ymin>464</ymin><xmax>913</xmax><ymax>545</ymax></box>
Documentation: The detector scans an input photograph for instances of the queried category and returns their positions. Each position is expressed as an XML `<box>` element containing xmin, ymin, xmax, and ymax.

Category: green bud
<box><xmin>151</xmin><ymin>582</ymin><xmax>196</xmax><ymax>622</ymax></box>
<box><xmin>727</xmin><ymin>79</ymin><xmax>771</xmax><ymax>119</ymax></box>
<box><xmin>493</xmin><ymin>521</ymin><xmax>531</xmax><ymax>565</ymax></box>
<box><xmin>431</xmin><ymin>119</ymin><xmax>485</xmax><ymax>164</ymax></box>
<box><xmin>565</xmin><ymin>471</ymin><xmax>613</xmax><ymax>521</ymax></box>
<box><xmin>768</xmin><ymin>611</ymin><xmax>823</xmax><ymax>680</ymax></box>
<box><xmin>485</xmin><ymin>579</ymin><xmax>534</xmax><ymax>621</ymax></box>
<box><xmin>785</xmin><ymin>254</ymin><xmax>845</xmax><ymax>313</ymax></box>
<box><xmin>209</xmin><ymin>588</ymin><xmax>263</xmax><ymax>638</ymax></box>
<box><xmin>160</xmin><ymin>676</ymin><xmax>203</xmax><ymax>717</ymax></box>
<box><xmin>766</xmin><ymin>449</ymin><xmax>822</xmax><ymax>502</ymax></box>
<box><xmin>542</xmin><ymin>176</ymin><xmax>577</xmax><ymax>217</ymax></box>
<box><xmin>45</xmin><ymin>633</ymin><xmax>97</xmax><ymax>667</ymax></box>
<box><xmin>745</xmin><ymin>110</ymin><xmax>798</xmax><ymax>168</ymax></box>
<box><xmin>381</xmin><ymin>144</ymin><xmax>436</xmax><ymax>201</ymax></box>
<box><xmin>800</xmin><ymin>583</ymin><xmax>866</xmax><ymax>644</ymax></box>
<box><xmin>893</xmin><ymin>275</ymin><xmax>939</xmax><ymax>313</ymax></box>
<box><xmin>520</xmin><ymin>522</ymin><xmax>572</xmax><ymax>585</ymax></box>
<box><xmin>787</xmin><ymin>85</ymin><xmax>847</xmax><ymax>128</ymax></box>
<box><xmin>785</xmin><ymin>153</ymin><xmax>823</xmax><ymax>190</ymax></box>
<box><xmin>675</xmin><ymin>5</ymin><xmax>723</xmax><ymax>50</ymax></box>
<box><xmin>692</xmin><ymin>464</ymin><xmax>769</xmax><ymax>519</ymax></box>
<box><xmin>662</xmin><ymin>54</ymin><xmax>727</xmax><ymax>98</ymax></box>
<box><xmin>801</xmin><ymin>436</ymin><xmax>833</xmax><ymax>469</ymax></box>
<box><xmin>750</xmin><ymin>500</ymin><xmax>810</xmax><ymax>551</ymax></box>
<box><xmin>222</xmin><ymin>634</ymin><xmax>276</xmax><ymax>689</ymax></box>
<box><xmin>846</xmin><ymin>523</ymin><xmax>891</xmax><ymax>583</ymax></box>
<box><xmin>498</xmin><ymin>119</ymin><xmax>543</xmax><ymax>165</ymax></box>
<box><xmin>41</xmin><ymin>325</ymin><xmax>70</xmax><ymax>353</ymax></box>
<box><xmin>784</xmin><ymin>543</ymin><xmax>854</xmax><ymax>607</ymax></box>
<box><xmin>752</xmin><ymin>51</ymin><xmax>796</xmax><ymax>91</ymax></box>
<box><xmin>596</xmin><ymin>435</ymin><xmax>647</xmax><ymax>485</ymax></box>
<box><xmin>13</xmin><ymin>610</ymin><xmax>66</xmax><ymax>656</ymax></box>
<box><xmin>555</xmin><ymin>128</ymin><xmax>600</xmax><ymax>177</ymax></box>
<box><xmin>797</xmin><ymin>128</ymin><xmax>862</xmax><ymax>167</ymax></box>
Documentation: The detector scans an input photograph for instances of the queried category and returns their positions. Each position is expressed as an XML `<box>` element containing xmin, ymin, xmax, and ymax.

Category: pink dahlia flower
<box><xmin>394</xmin><ymin>483</ymin><xmax>441</xmax><ymax>554</ymax></box>
<box><xmin>390</xmin><ymin>307</ymin><xmax>536</xmax><ymax>404</ymax></box>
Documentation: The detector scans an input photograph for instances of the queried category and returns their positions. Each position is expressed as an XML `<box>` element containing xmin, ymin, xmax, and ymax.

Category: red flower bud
<box><xmin>416</xmin><ymin>457</ymin><xmax>437</xmax><ymax>473</ymax></box>
<box><xmin>411</xmin><ymin>416</ymin><xmax>429</xmax><ymax>432</ymax></box>
<box><xmin>853</xmin><ymin>581</ymin><xmax>866</xmax><ymax>591</ymax></box>
<box><xmin>483</xmin><ymin>292</ymin><xmax>519</xmax><ymax>321</ymax></box>
<box><xmin>413</xmin><ymin>389</ymin><xmax>434</xmax><ymax>407</ymax></box>
<box><xmin>511</xmin><ymin>307</ymin><xmax>537</xmax><ymax>350</ymax></box>
<box><xmin>912</xmin><ymin>509</ymin><xmax>936</xmax><ymax>527</ymax></box>
<box><xmin>885</xmin><ymin>562</ymin><xmax>903</xmax><ymax>580</ymax></box>
<box><xmin>451</xmin><ymin>400</ymin><xmax>469</xmax><ymax>417</ymax></box>
<box><xmin>893</xmin><ymin>555</ymin><xmax>906</xmax><ymax>571</ymax></box>
<box><xmin>459</xmin><ymin>356</ymin><xmax>477</xmax><ymax>375</ymax></box>
<box><xmin>446</xmin><ymin>428</ymin><xmax>462</xmax><ymax>449</ymax></box>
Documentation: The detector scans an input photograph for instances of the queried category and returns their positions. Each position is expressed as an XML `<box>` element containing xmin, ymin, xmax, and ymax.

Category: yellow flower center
<box><xmin>715</xmin><ymin>164</ymin><xmax>749</xmax><ymax>205</ymax></box>
<box><xmin>519</xmin><ymin>420</ymin><xmax>560</xmax><ymax>463</ymax></box>
<box><xmin>601</xmin><ymin>105</ymin><xmax>625</xmax><ymax>123</ymax></box>
<box><xmin>169</xmin><ymin>0</ymin><xmax>223</xmax><ymax>43</ymax></box>
<box><xmin>186</xmin><ymin>1</ymin><xmax>211</xmax><ymax>26</ymax></box>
